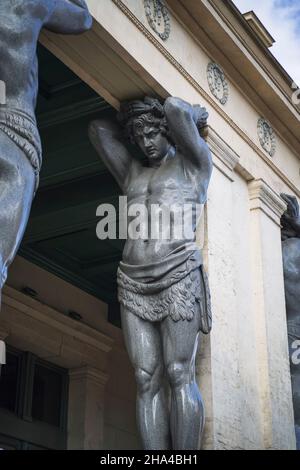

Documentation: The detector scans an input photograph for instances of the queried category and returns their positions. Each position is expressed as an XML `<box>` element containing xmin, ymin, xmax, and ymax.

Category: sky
<box><xmin>233</xmin><ymin>0</ymin><xmax>300</xmax><ymax>85</ymax></box>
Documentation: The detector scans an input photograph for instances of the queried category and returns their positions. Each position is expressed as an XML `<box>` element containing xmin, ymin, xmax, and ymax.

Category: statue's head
<box><xmin>281</xmin><ymin>193</ymin><xmax>300</xmax><ymax>240</ymax></box>
<box><xmin>118</xmin><ymin>97</ymin><xmax>173</xmax><ymax>163</ymax></box>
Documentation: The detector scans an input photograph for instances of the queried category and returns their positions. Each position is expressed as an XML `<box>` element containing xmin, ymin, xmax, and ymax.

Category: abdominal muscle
<box><xmin>122</xmin><ymin>238</ymin><xmax>196</xmax><ymax>265</ymax></box>
<box><xmin>122</xmin><ymin>193</ymin><xmax>202</xmax><ymax>265</ymax></box>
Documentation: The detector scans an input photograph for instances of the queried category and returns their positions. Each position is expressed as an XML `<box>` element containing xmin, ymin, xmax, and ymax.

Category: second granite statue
<box><xmin>281</xmin><ymin>194</ymin><xmax>300</xmax><ymax>450</ymax></box>
<box><xmin>89</xmin><ymin>97</ymin><xmax>213</xmax><ymax>450</ymax></box>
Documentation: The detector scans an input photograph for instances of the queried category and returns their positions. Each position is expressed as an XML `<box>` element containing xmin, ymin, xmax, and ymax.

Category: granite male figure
<box><xmin>281</xmin><ymin>194</ymin><xmax>300</xmax><ymax>449</ymax></box>
<box><xmin>0</xmin><ymin>0</ymin><xmax>92</xmax><ymax>298</ymax></box>
<box><xmin>89</xmin><ymin>97</ymin><xmax>213</xmax><ymax>450</ymax></box>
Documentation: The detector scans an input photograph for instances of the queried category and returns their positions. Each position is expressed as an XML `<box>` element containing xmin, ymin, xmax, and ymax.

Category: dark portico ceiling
<box><xmin>19</xmin><ymin>44</ymin><xmax>127</xmax><ymax>310</ymax></box>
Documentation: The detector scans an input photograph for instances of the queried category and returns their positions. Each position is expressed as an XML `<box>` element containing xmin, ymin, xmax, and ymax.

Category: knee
<box><xmin>167</xmin><ymin>362</ymin><xmax>190</xmax><ymax>389</ymax></box>
<box><xmin>135</xmin><ymin>366</ymin><xmax>163</xmax><ymax>396</ymax></box>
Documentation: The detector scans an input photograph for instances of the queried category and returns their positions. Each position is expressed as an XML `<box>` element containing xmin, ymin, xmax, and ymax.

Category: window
<box><xmin>0</xmin><ymin>346</ymin><xmax>68</xmax><ymax>449</ymax></box>
<box><xmin>32</xmin><ymin>363</ymin><xmax>64</xmax><ymax>427</ymax></box>
<box><xmin>0</xmin><ymin>349</ymin><xmax>22</xmax><ymax>413</ymax></box>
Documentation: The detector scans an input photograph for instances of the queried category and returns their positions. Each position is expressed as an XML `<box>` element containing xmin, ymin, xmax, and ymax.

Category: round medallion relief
<box><xmin>207</xmin><ymin>62</ymin><xmax>229</xmax><ymax>105</ymax></box>
<box><xmin>257</xmin><ymin>118</ymin><xmax>276</xmax><ymax>157</ymax></box>
<box><xmin>144</xmin><ymin>0</ymin><xmax>171</xmax><ymax>41</ymax></box>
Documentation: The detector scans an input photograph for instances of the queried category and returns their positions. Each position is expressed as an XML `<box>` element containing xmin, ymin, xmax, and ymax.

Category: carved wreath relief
<box><xmin>207</xmin><ymin>62</ymin><xmax>229</xmax><ymax>105</ymax></box>
<box><xmin>144</xmin><ymin>0</ymin><xmax>171</xmax><ymax>41</ymax></box>
<box><xmin>257</xmin><ymin>118</ymin><xmax>276</xmax><ymax>157</ymax></box>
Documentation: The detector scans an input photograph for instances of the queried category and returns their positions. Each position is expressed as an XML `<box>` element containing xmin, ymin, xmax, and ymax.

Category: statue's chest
<box><xmin>128</xmin><ymin>161</ymin><xmax>189</xmax><ymax>202</ymax></box>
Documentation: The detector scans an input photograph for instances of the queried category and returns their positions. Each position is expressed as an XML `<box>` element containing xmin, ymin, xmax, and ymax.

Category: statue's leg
<box><xmin>289</xmin><ymin>341</ymin><xmax>300</xmax><ymax>449</ymax></box>
<box><xmin>0</xmin><ymin>131</ymin><xmax>35</xmax><ymax>295</ymax></box>
<box><xmin>121</xmin><ymin>307</ymin><xmax>171</xmax><ymax>449</ymax></box>
<box><xmin>160</xmin><ymin>306</ymin><xmax>204</xmax><ymax>450</ymax></box>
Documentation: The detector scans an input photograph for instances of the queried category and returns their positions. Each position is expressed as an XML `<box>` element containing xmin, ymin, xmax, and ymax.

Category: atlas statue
<box><xmin>89</xmin><ymin>96</ymin><xmax>213</xmax><ymax>450</ymax></box>
<box><xmin>281</xmin><ymin>193</ymin><xmax>300</xmax><ymax>450</ymax></box>
<box><xmin>0</xmin><ymin>1</ymin><xmax>92</xmax><ymax>366</ymax></box>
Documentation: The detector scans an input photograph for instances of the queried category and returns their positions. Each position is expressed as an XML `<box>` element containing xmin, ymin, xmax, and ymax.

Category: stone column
<box><xmin>204</xmin><ymin>128</ymin><xmax>241</xmax><ymax>450</ymax></box>
<box><xmin>68</xmin><ymin>366</ymin><xmax>109</xmax><ymax>450</ymax></box>
<box><xmin>248</xmin><ymin>179</ymin><xmax>295</xmax><ymax>450</ymax></box>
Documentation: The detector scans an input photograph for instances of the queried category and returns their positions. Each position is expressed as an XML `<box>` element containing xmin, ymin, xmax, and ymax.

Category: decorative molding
<box><xmin>207</xmin><ymin>126</ymin><xmax>239</xmax><ymax>181</ymax></box>
<box><xmin>257</xmin><ymin>118</ymin><xmax>276</xmax><ymax>157</ymax></box>
<box><xmin>144</xmin><ymin>0</ymin><xmax>171</xmax><ymax>41</ymax></box>
<box><xmin>207</xmin><ymin>62</ymin><xmax>229</xmax><ymax>105</ymax></box>
<box><xmin>2</xmin><ymin>285</ymin><xmax>114</xmax><ymax>355</ymax></box>
<box><xmin>111</xmin><ymin>0</ymin><xmax>300</xmax><ymax>198</ymax></box>
<box><xmin>243</xmin><ymin>11</ymin><xmax>275</xmax><ymax>49</ymax></box>
<box><xmin>248</xmin><ymin>179</ymin><xmax>287</xmax><ymax>225</ymax></box>
<box><xmin>69</xmin><ymin>366</ymin><xmax>109</xmax><ymax>388</ymax></box>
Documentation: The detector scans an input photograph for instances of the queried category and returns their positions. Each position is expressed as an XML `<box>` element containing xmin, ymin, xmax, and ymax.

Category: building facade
<box><xmin>0</xmin><ymin>0</ymin><xmax>299</xmax><ymax>450</ymax></box>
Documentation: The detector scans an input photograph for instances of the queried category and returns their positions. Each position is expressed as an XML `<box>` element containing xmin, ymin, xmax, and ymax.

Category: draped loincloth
<box><xmin>0</xmin><ymin>108</ymin><xmax>42</xmax><ymax>192</ymax></box>
<box><xmin>287</xmin><ymin>317</ymin><xmax>300</xmax><ymax>343</ymax></box>
<box><xmin>117</xmin><ymin>246</ymin><xmax>212</xmax><ymax>334</ymax></box>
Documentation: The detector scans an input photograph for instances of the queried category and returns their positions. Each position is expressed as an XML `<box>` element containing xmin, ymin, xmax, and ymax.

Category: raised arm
<box><xmin>89</xmin><ymin>119</ymin><xmax>134</xmax><ymax>193</ymax></box>
<box><xmin>45</xmin><ymin>0</ymin><xmax>92</xmax><ymax>34</ymax></box>
<box><xmin>164</xmin><ymin>97</ymin><xmax>212</xmax><ymax>175</ymax></box>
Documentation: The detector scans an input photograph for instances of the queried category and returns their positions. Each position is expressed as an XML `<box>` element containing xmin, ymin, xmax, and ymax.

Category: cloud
<box><xmin>233</xmin><ymin>0</ymin><xmax>300</xmax><ymax>86</ymax></box>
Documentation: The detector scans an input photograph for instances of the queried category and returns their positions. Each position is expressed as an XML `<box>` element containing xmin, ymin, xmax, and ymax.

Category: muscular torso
<box><xmin>282</xmin><ymin>238</ymin><xmax>300</xmax><ymax>323</ymax></box>
<box><xmin>123</xmin><ymin>152</ymin><xmax>205</xmax><ymax>265</ymax></box>
<box><xmin>0</xmin><ymin>0</ymin><xmax>55</xmax><ymax>117</ymax></box>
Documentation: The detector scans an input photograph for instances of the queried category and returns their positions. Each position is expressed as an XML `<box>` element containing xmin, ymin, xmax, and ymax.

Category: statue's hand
<box><xmin>281</xmin><ymin>193</ymin><xmax>299</xmax><ymax>218</ymax></box>
<box><xmin>281</xmin><ymin>194</ymin><xmax>300</xmax><ymax>237</ymax></box>
<box><xmin>192</xmin><ymin>105</ymin><xmax>209</xmax><ymax>130</ymax></box>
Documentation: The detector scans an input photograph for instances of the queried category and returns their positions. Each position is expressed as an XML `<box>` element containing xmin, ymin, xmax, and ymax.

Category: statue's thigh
<box><xmin>0</xmin><ymin>132</ymin><xmax>34</xmax><ymax>264</ymax></box>
<box><xmin>0</xmin><ymin>130</ymin><xmax>35</xmax><ymax>198</ymax></box>
<box><xmin>291</xmin><ymin>370</ymin><xmax>300</xmax><ymax>424</ymax></box>
<box><xmin>121</xmin><ymin>307</ymin><xmax>163</xmax><ymax>372</ymax></box>
<box><xmin>160</xmin><ymin>307</ymin><xmax>201</xmax><ymax>367</ymax></box>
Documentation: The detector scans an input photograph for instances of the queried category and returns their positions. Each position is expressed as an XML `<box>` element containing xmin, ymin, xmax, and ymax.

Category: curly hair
<box><xmin>117</xmin><ymin>97</ymin><xmax>173</xmax><ymax>145</ymax></box>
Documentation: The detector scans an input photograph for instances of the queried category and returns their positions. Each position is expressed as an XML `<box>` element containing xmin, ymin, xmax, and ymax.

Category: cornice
<box><xmin>2</xmin><ymin>285</ymin><xmax>114</xmax><ymax>354</ymax></box>
<box><xmin>248</xmin><ymin>179</ymin><xmax>287</xmax><ymax>225</ymax></box>
<box><xmin>207</xmin><ymin>126</ymin><xmax>239</xmax><ymax>181</ymax></box>
<box><xmin>206</xmin><ymin>0</ymin><xmax>298</xmax><ymax>113</ymax></box>
<box><xmin>111</xmin><ymin>0</ymin><xmax>300</xmax><ymax>198</ymax></box>
<box><xmin>243</xmin><ymin>11</ymin><xmax>275</xmax><ymax>49</ymax></box>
